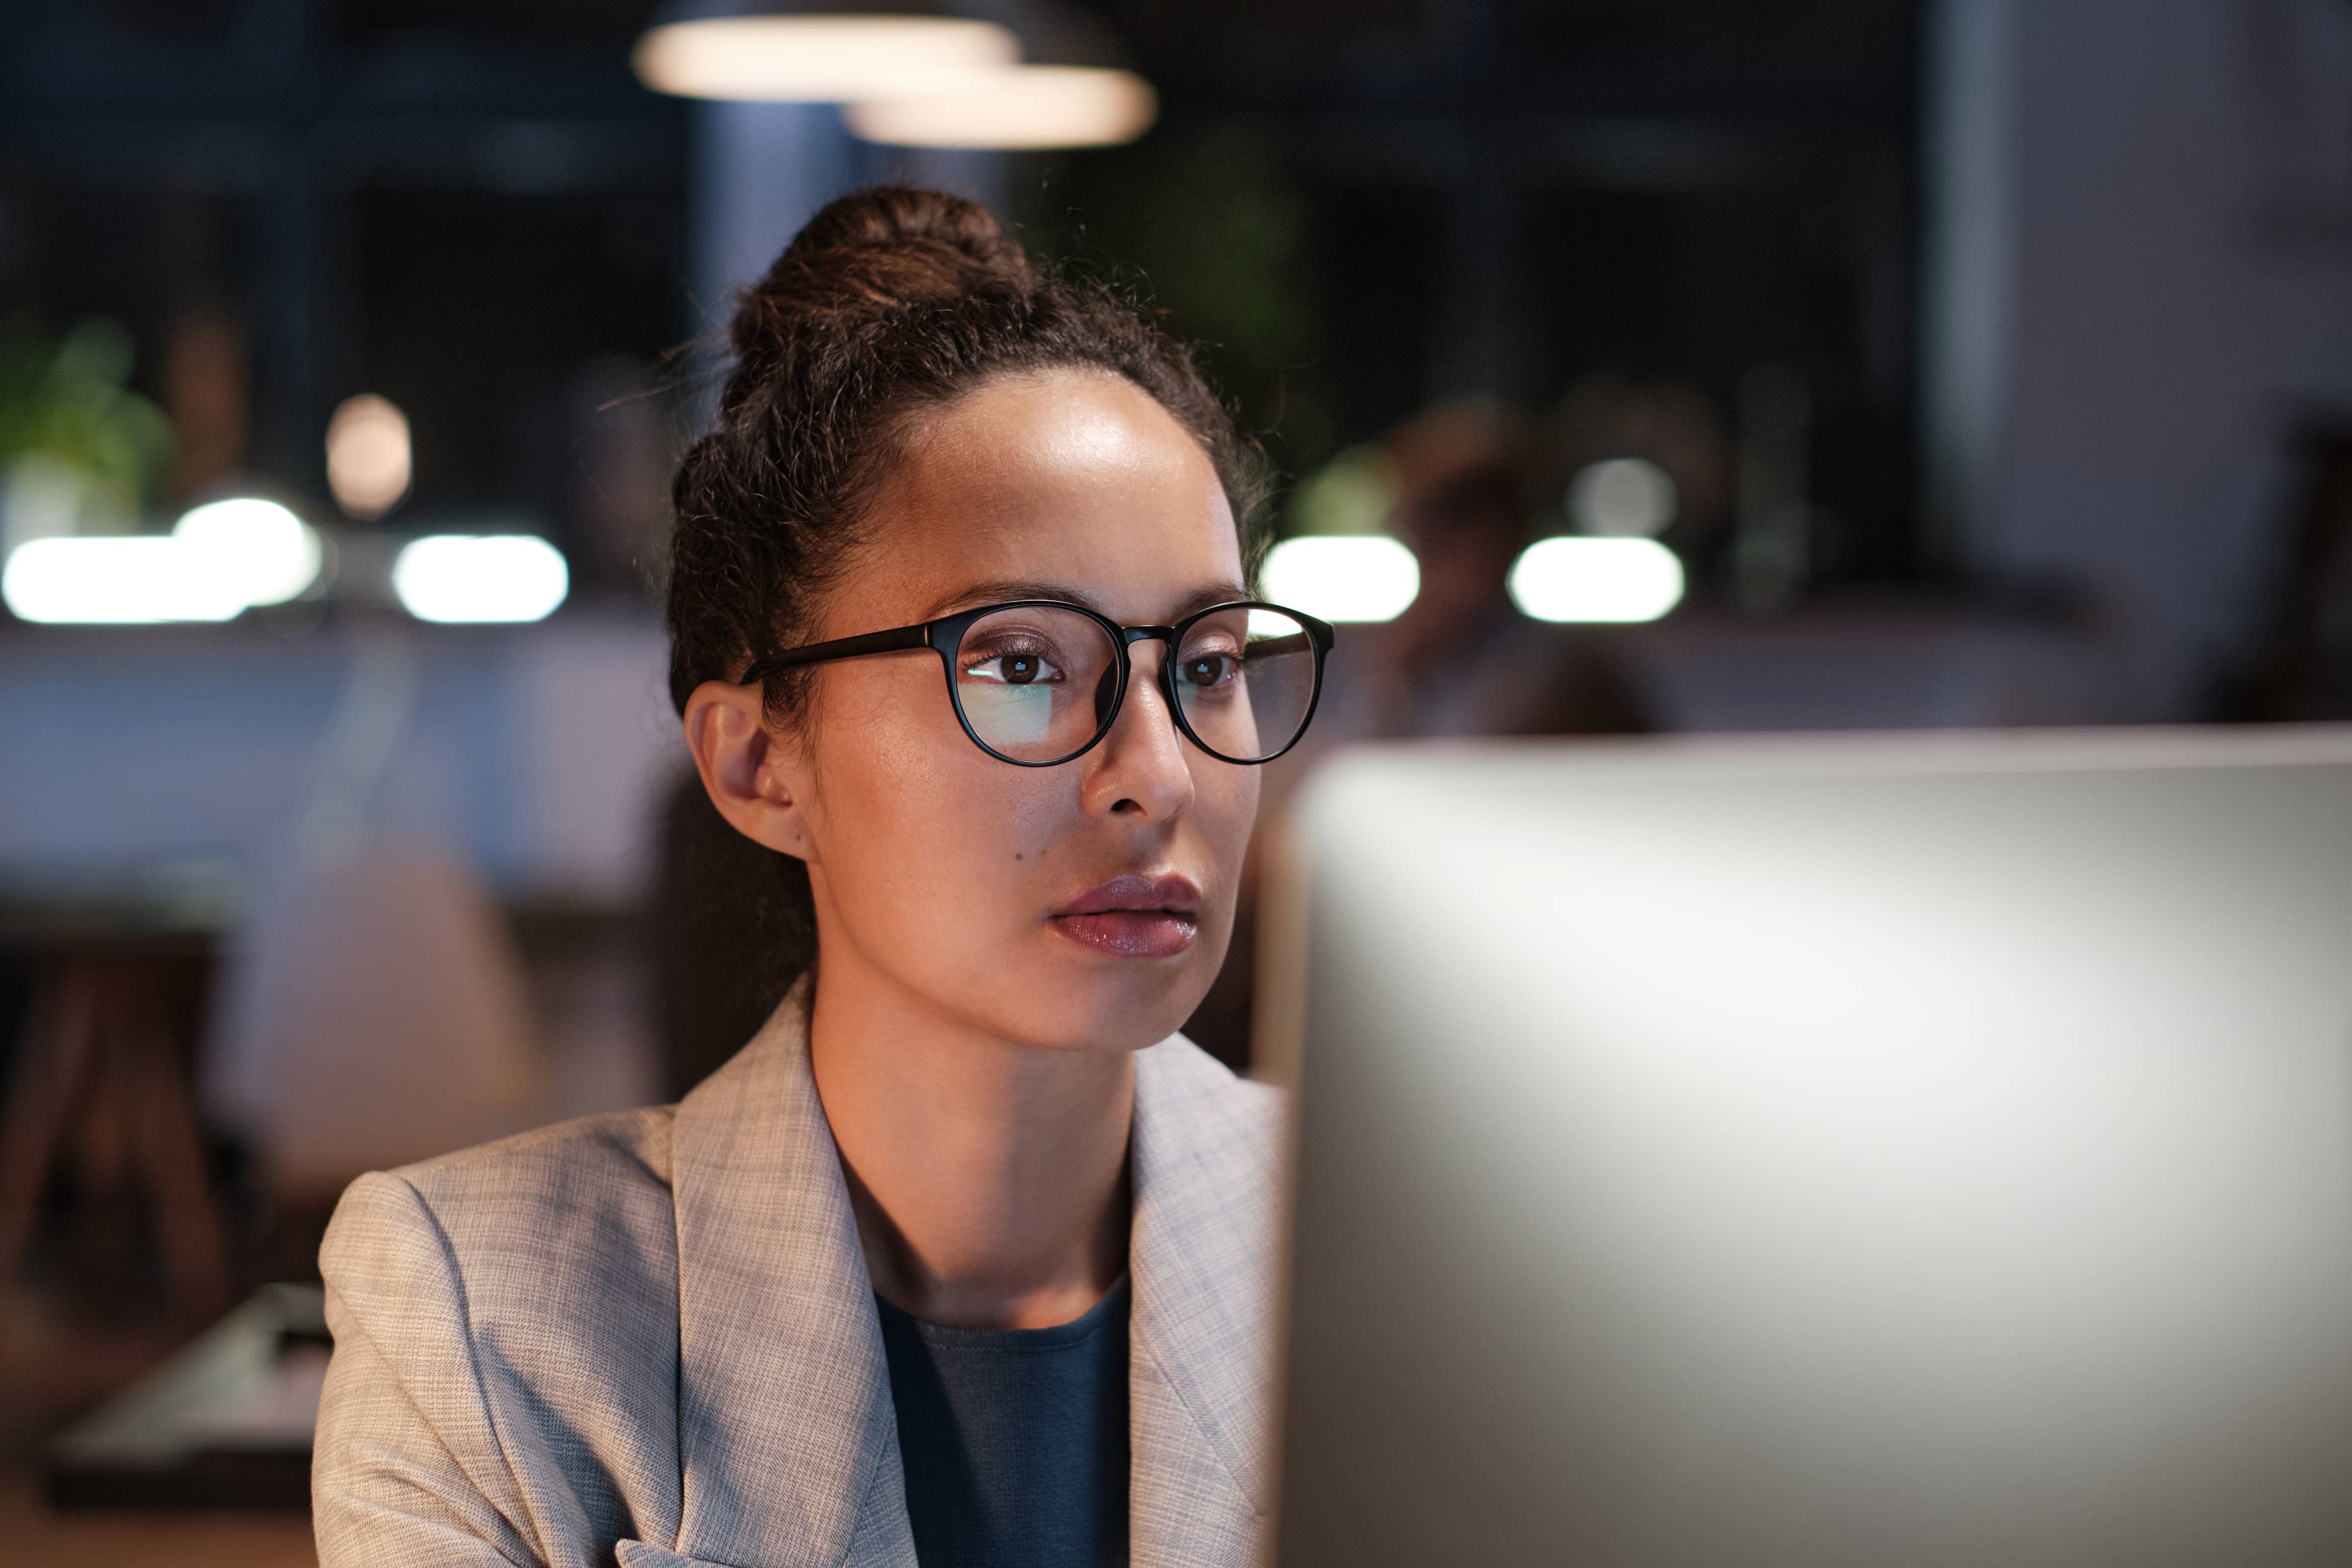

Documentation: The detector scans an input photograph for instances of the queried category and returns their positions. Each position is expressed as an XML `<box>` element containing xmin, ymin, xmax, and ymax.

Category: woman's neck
<box><xmin>806</xmin><ymin>955</ymin><xmax>1135</xmax><ymax>1332</ymax></box>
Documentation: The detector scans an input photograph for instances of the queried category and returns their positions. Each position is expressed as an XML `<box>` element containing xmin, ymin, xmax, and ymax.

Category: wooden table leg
<box><xmin>0</xmin><ymin>963</ymin><xmax>100</xmax><ymax>1287</ymax></box>
<box><xmin>0</xmin><ymin>956</ymin><xmax>232</xmax><ymax>1317</ymax></box>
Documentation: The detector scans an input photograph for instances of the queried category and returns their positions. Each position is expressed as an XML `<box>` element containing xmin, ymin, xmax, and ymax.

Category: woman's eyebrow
<box><xmin>1168</xmin><ymin>582</ymin><xmax>1255</xmax><ymax>619</ymax></box>
<box><xmin>919</xmin><ymin>579</ymin><xmax>1251</xmax><ymax>622</ymax></box>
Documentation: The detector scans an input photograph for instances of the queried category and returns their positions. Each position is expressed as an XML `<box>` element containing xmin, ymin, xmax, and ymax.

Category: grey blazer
<box><xmin>312</xmin><ymin>988</ymin><xmax>1285</xmax><ymax>1568</ymax></box>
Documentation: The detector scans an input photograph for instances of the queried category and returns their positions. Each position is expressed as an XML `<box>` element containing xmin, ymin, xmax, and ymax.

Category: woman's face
<box><xmin>729</xmin><ymin>368</ymin><xmax>1258</xmax><ymax>1054</ymax></box>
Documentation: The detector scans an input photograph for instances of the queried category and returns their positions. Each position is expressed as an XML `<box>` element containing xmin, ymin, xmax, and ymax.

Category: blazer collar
<box><xmin>669</xmin><ymin>979</ymin><xmax>915</xmax><ymax>1568</ymax></box>
<box><xmin>669</xmin><ymin>983</ymin><xmax>1281</xmax><ymax>1568</ymax></box>
<box><xmin>1130</xmin><ymin>1033</ymin><xmax>1285</xmax><ymax>1565</ymax></box>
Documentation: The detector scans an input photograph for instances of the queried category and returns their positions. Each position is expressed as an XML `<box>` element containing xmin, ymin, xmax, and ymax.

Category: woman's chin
<box><xmin>992</xmin><ymin>955</ymin><xmax>1215</xmax><ymax>1054</ymax></box>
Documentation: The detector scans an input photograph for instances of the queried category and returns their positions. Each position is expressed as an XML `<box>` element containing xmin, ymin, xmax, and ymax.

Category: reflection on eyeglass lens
<box><xmin>957</xmin><ymin>608</ymin><xmax>1119</xmax><ymax>758</ymax></box>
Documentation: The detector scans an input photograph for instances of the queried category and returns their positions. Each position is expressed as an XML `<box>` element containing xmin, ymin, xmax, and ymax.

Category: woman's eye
<box><xmin>1182</xmin><ymin>652</ymin><xmax>1240</xmax><ymax>688</ymax></box>
<box><xmin>965</xmin><ymin>651</ymin><xmax>1063</xmax><ymax>685</ymax></box>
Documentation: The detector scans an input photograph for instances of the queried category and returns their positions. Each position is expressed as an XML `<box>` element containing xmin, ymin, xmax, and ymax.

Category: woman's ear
<box><xmin>682</xmin><ymin>680</ymin><xmax>819</xmax><ymax>864</ymax></box>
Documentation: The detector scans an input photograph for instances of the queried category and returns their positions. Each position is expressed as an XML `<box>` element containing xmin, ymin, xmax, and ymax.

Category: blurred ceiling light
<box><xmin>392</xmin><ymin>534</ymin><xmax>570</xmax><ymax>624</ymax></box>
<box><xmin>173</xmin><ymin>497</ymin><xmax>322</xmax><ymax>607</ymax></box>
<box><xmin>846</xmin><ymin>64</ymin><xmax>1156</xmax><ymax>148</ymax></box>
<box><xmin>633</xmin><ymin>11</ymin><xmax>1019</xmax><ymax>102</ymax></box>
<box><xmin>1263</xmin><ymin>535</ymin><xmax>1419</xmax><ymax>625</ymax></box>
<box><xmin>1567</xmin><ymin>456</ymin><xmax>1677</xmax><ymax>538</ymax></box>
<box><xmin>2</xmin><ymin>536</ymin><xmax>247</xmax><ymax>624</ymax></box>
<box><xmin>327</xmin><ymin>394</ymin><xmax>413</xmax><ymax>520</ymax></box>
<box><xmin>1508</xmin><ymin>537</ymin><xmax>1684</xmax><ymax>624</ymax></box>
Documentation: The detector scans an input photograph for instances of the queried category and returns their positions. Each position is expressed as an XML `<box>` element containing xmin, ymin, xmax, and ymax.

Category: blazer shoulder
<box><xmin>323</xmin><ymin>1103</ymin><xmax>681</xmax><ymax>1312</ymax></box>
<box><xmin>391</xmin><ymin>1101</ymin><xmax>678</xmax><ymax>1206</ymax></box>
<box><xmin>317</xmin><ymin>1107</ymin><xmax>687</xmax><ymax>1566</ymax></box>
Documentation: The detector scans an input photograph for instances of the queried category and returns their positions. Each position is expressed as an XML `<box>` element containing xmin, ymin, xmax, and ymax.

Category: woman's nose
<box><xmin>1080</xmin><ymin>641</ymin><xmax>1194</xmax><ymax>820</ymax></box>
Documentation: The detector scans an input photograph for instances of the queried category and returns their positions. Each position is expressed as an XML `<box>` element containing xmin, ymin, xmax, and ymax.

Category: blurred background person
<box><xmin>1182</xmin><ymin>409</ymin><xmax>1649</xmax><ymax>1068</ymax></box>
<box><xmin>1306</xmin><ymin>406</ymin><xmax>1649</xmax><ymax>744</ymax></box>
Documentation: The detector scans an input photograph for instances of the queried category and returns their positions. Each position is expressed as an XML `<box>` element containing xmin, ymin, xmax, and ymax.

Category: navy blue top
<box><xmin>875</xmin><ymin>1276</ymin><xmax>1131</xmax><ymax>1568</ymax></box>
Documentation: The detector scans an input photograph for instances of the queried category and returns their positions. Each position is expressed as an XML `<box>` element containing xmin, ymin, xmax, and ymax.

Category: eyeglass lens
<box><xmin>951</xmin><ymin>605</ymin><xmax>1317</xmax><ymax>764</ymax></box>
<box><xmin>953</xmin><ymin>606</ymin><xmax>1121</xmax><ymax>763</ymax></box>
<box><xmin>1170</xmin><ymin>606</ymin><xmax>1317</xmax><ymax>763</ymax></box>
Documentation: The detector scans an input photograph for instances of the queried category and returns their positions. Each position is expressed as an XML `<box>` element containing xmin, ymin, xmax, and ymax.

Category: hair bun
<box><xmin>786</xmin><ymin>184</ymin><xmax>1031</xmax><ymax>282</ymax></box>
<box><xmin>731</xmin><ymin>186</ymin><xmax>1035</xmax><ymax>367</ymax></box>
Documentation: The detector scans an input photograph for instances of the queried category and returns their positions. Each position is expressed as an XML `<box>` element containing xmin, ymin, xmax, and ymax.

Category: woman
<box><xmin>311</xmin><ymin>186</ymin><xmax>1332</xmax><ymax>1568</ymax></box>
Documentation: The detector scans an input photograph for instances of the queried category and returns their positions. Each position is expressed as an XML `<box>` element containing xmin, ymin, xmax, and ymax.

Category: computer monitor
<box><xmin>1262</xmin><ymin>726</ymin><xmax>2352</xmax><ymax>1567</ymax></box>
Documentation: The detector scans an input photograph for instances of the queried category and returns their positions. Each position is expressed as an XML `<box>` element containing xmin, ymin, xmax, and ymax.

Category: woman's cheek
<box><xmin>897</xmin><ymin>754</ymin><xmax>1056</xmax><ymax>928</ymax></box>
<box><xmin>1203</xmin><ymin>764</ymin><xmax>1261</xmax><ymax>868</ymax></box>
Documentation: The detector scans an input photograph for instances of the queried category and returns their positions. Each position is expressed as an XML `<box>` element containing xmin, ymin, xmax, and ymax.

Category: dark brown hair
<box><xmin>652</xmin><ymin>186</ymin><xmax>1262</xmax><ymax>1061</ymax></box>
<box><xmin>666</xmin><ymin>183</ymin><xmax>1262</xmax><ymax>717</ymax></box>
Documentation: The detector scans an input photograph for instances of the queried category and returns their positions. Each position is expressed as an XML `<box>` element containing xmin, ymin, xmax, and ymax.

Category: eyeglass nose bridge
<box><xmin>1107</xmin><ymin>624</ymin><xmax>1185</xmax><ymax>731</ymax></box>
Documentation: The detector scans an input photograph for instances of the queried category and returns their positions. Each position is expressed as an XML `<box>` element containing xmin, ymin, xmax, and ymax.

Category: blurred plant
<box><xmin>1286</xmin><ymin>443</ymin><xmax>1401</xmax><ymax>538</ymax></box>
<box><xmin>0</xmin><ymin>315</ymin><xmax>175</xmax><ymax>550</ymax></box>
<box><xmin>1056</xmin><ymin>128</ymin><xmax>1332</xmax><ymax>474</ymax></box>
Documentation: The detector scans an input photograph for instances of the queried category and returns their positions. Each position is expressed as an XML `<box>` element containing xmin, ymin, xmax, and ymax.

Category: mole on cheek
<box><xmin>1014</xmin><ymin>852</ymin><xmax>1023</xmax><ymax>861</ymax></box>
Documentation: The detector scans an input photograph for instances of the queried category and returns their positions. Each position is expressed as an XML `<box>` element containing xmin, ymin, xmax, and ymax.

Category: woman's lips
<box><xmin>1050</xmin><ymin>873</ymin><xmax>1202</xmax><ymax>959</ymax></box>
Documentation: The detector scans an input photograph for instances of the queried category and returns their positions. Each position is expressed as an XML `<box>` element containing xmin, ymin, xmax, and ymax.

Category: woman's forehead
<box><xmin>897</xmin><ymin>369</ymin><xmax>1215</xmax><ymax>507</ymax></box>
<box><xmin>845</xmin><ymin>370</ymin><xmax>1242</xmax><ymax>627</ymax></box>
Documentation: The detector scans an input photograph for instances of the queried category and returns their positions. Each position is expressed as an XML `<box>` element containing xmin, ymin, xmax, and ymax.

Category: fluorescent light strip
<box><xmin>1508</xmin><ymin>537</ymin><xmax>1685</xmax><ymax>624</ymax></box>
<box><xmin>1262</xmin><ymin>535</ymin><xmax>1420</xmax><ymax>625</ymax></box>
<box><xmin>173</xmin><ymin>497</ymin><xmax>322</xmax><ymax>608</ymax></box>
<box><xmin>392</xmin><ymin>535</ymin><xmax>570</xmax><ymax>624</ymax></box>
<box><xmin>3</xmin><ymin>536</ymin><xmax>249</xmax><ymax>624</ymax></box>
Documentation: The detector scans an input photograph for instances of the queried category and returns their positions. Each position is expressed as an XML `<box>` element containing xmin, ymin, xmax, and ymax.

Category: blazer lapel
<box><xmin>664</xmin><ymin>994</ymin><xmax>1279</xmax><ymax>1568</ymax></box>
<box><xmin>668</xmin><ymin>980</ymin><xmax>917</xmax><ymax>1568</ymax></box>
<box><xmin>1129</xmin><ymin>1036</ymin><xmax>1287</xmax><ymax>1568</ymax></box>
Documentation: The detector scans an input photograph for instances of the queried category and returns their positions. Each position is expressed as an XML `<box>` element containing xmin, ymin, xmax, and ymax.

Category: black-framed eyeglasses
<box><xmin>741</xmin><ymin>599</ymin><xmax>1336</xmax><ymax>767</ymax></box>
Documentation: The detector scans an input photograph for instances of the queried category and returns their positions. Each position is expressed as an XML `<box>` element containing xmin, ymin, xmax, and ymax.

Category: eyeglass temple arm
<box><xmin>741</xmin><ymin>622</ymin><xmax>932</xmax><ymax>684</ymax></box>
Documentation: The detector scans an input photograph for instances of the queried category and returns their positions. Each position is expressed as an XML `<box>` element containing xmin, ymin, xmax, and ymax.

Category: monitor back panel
<box><xmin>1270</xmin><ymin>729</ymin><xmax>2352</xmax><ymax>1568</ymax></box>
